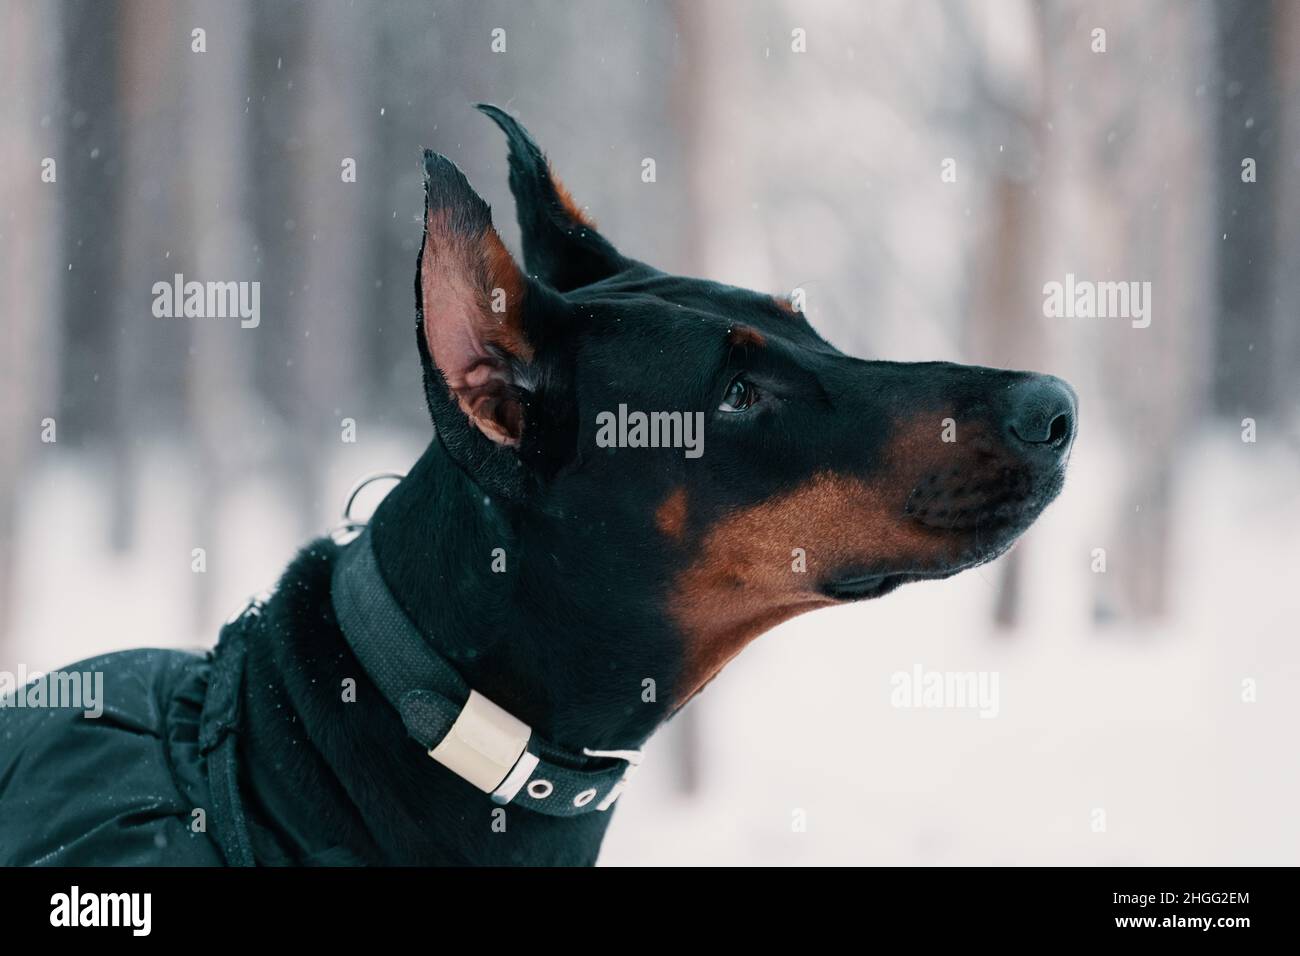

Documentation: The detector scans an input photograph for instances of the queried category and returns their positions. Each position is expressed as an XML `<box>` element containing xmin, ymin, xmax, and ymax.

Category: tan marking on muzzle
<box><xmin>669</xmin><ymin>471</ymin><xmax>958</xmax><ymax>703</ymax></box>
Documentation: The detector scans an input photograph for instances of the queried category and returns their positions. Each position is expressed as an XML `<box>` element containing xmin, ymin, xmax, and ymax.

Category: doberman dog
<box><xmin>0</xmin><ymin>106</ymin><xmax>1075</xmax><ymax>867</ymax></box>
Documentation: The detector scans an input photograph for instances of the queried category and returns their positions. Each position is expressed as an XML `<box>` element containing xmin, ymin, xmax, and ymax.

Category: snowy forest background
<box><xmin>2</xmin><ymin>0</ymin><xmax>1298</xmax><ymax>865</ymax></box>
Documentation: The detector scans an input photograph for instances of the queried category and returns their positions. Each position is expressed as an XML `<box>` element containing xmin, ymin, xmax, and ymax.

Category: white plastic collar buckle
<box><xmin>582</xmin><ymin>747</ymin><xmax>644</xmax><ymax>812</ymax></box>
<box><xmin>428</xmin><ymin>690</ymin><xmax>535</xmax><ymax>798</ymax></box>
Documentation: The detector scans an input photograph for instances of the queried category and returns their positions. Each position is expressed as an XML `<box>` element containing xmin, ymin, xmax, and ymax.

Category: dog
<box><xmin>0</xmin><ymin>106</ymin><xmax>1075</xmax><ymax>866</ymax></box>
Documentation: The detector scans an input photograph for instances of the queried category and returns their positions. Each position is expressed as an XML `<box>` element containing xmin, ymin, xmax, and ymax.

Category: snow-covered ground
<box><xmin>5</xmin><ymin>427</ymin><xmax>1297</xmax><ymax>865</ymax></box>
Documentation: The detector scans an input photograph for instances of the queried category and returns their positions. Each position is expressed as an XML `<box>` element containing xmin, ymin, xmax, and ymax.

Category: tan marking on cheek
<box><xmin>669</xmin><ymin>472</ymin><xmax>959</xmax><ymax>702</ymax></box>
<box><xmin>655</xmin><ymin>487</ymin><xmax>688</xmax><ymax>541</ymax></box>
<box><xmin>667</xmin><ymin>408</ymin><xmax>983</xmax><ymax>703</ymax></box>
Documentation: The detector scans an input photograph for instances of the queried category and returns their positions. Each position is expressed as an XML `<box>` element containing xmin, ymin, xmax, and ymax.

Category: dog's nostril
<box><xmin>1005</xmin><ymin>374</ymin><xmax>1077</xmax><ymax>452</ymax></box>
<box><xmin>1046</xmin><ymin>412</ymin><xmax>1070</xmax><ymax>447</ymax></box>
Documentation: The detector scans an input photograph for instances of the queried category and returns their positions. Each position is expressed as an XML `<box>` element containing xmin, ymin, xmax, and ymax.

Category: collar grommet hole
<box><xmin>573</xmin><ymin>788</ymin><xmax>597</xmax><ymax>808</ymax></box>
<box><xmin>527</xmin><ymin>779</ymin><xmax>554</xmax><ymax>800</ymax></box>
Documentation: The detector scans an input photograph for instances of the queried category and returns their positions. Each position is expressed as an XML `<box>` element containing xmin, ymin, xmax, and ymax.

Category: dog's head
<box><xmin>416</xmin><ymin>106</ymin><xmax>1076</xmax><ymax>706</ymax></box>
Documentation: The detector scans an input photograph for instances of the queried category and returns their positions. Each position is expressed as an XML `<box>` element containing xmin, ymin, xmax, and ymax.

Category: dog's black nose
<box><xmin>1005</xmin><ymin>375</ymin><xmax>1076</xmax><ymax>458</ymax></box>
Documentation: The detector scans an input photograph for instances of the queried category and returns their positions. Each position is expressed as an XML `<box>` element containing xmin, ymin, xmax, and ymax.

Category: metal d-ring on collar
<box><xmin>226</xmin><ymin>472</ymin><xmax>405</xmax><ymax>624</ymax></box>
<box><xmin>327</xmin><ymin>471</ymin><xmax>644</xmax><ymax>817</ymax></box>
<box><xmin>331</xmin><ymin>471</ymin><xmax>407</xmax><ymax>544</ymax></box>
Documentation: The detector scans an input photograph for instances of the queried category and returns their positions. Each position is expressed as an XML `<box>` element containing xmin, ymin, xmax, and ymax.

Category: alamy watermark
<box><xmin>0</xmin><ymin>666</ymin><xmax>104</xmax><ymax>718</ymax></box>
<box><xmin>152</xmin><ymin>273</ymin><xmax>260</xmax><ymax>328</ymax></box>
<box><xmin>595</xmin><ymin>404</ymin><xmax>705</xmax><ymax>459</ymax></box>
<box><xmin>50</xmin><ymin>886</ymin><xmax>151</xmax><ymax>936</ymax></box>
<box><xmin>1042</xmin><ymin>272</ymin><xmax>1151</xmax><ymax>328</ymax></box>
<box><xmin>890</xmin><ymin>664</ymin><xmax>1000</xmax><ymax>718</ymax></box>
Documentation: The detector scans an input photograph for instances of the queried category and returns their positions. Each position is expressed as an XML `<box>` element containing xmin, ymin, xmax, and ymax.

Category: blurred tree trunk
<box><xmin>183</xmin><ymin>0</ymin><xmax>255</xmax><ymax>633</ymax></box>
<box><xmin>287</xmin><ymin>0</ymin><xmax>373</xmax><ymax>530</ymax></box>
<box><xmin>1268</xmin><ymin>0</ymin><xmax>1300</xmax><ymax>420</ymax></box>
<box><xmin>115</xmin><ymin>1</ymin><xmax>185</xmax><ymax>562</ymax></box>
<box><xmin>248</xmin><ymin>0</ymin><xmax>306</xmax><ymax>519</ymax></box>
<box><xmin>0</xmin><ymin>0</ymin><xmax>64</xmax><ymax>641</ymax></box>
<box><xmin>61</xmin><ymin>0</ymin><xmax>126</xmax><ymax>549</ymax></box>
<box><xmin>1212</xmin><ymin>0</ymin><xmax>1279</xmax><ymax>419</ymax></box>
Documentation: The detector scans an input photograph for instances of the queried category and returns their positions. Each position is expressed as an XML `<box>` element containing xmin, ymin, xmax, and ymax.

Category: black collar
<box><xmin>330</xmin><ymin>526</ymin><xmax>641</xmax><ymax>817</ymax></box>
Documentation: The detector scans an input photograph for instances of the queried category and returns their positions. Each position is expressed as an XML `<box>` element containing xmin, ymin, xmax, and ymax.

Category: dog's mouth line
<box><xmin>820</xmin><ymin>568</ymin><xmax>954</xmax><ymax>600</ymax></box>
<box><xmin>819</xmin><ymin>535</ymin><xmax>1022</xmax><ymax>601</ymax></box>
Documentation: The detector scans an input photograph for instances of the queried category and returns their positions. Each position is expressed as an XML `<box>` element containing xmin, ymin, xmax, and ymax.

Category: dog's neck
<box><xmin>236</xmin><ymin>438</ymin><xmax>681</xmax><ymax>864</ymax></box>
<box><xmin>366</xmin><ymin>439</ymin><xmax>676</xmax><ymax>753</ymax></box>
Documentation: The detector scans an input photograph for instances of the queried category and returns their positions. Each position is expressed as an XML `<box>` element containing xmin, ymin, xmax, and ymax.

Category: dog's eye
<box><xmin>719</xmin><ymin>375</ymin><xmax>758</xmax><ymax>412</ymax></box>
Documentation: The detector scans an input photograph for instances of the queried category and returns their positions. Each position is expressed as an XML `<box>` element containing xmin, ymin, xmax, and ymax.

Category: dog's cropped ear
<box><xmin>476</xmin><ymin>104</ymin><xmax>629</xmax><ymax>292</ymax></box>
<box><xmin>417</xmin><ymin>150</ymin><xmax>572</xmax><ymax>499</ymax></box>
